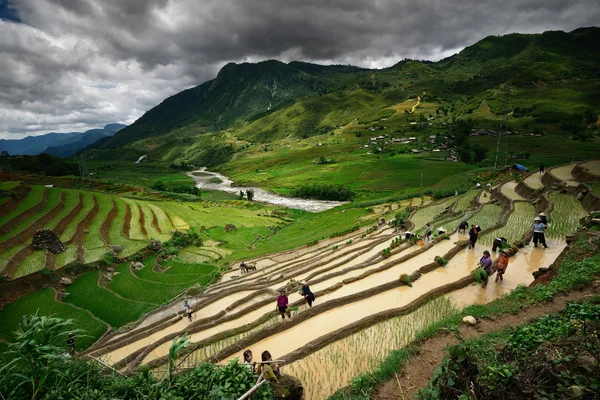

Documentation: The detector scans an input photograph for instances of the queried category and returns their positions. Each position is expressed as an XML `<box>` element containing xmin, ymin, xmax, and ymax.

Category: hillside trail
<box><xmin>374</xmin><ymin>282</ymin><xmax>600</xmax><ymax>400</ymax></box>
<box><xmin>410</xmin><ymin>95</ymin><xmax>422</xmax><ymax>113</ymax></box>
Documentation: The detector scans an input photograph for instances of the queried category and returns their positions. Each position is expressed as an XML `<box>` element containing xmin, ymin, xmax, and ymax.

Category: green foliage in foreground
<box><xmin>292</xmin><ymin>183</ymin><xmax>355</xmax><ymax>201</ymax></box>
<box><xmin>0</xmin><ymin>289</ymin><xmax>107</xmax><ymax>350</ymax></box>
<box><xmin>418</xmin><ymin>301</ymin><xmax>600</xmax><ymax>399</ymax></box>
<box><xmin>0</xmin><ymin>314</ymin><xmax>274</xmax><ymax>400</ymax></box>
<box><xmin>329</xmin><ymin>236</ymin><xmax>600</xmax><ymax>400</ymax></box>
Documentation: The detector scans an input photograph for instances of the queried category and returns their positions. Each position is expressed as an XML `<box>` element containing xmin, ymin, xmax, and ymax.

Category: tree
<box><xmin>246</xmin><ymin>189</ymin><xmax>254</xmax><ymax>201</ymax></box>
<box><xmin>471</xmin><ymin>144</ymin><xmax>489</xmax><ymax>163</ymax></box>
<box><xmin>238</xmin><ymin>191</ymin><xmax>245</xmax><ymax>200</ymax></box>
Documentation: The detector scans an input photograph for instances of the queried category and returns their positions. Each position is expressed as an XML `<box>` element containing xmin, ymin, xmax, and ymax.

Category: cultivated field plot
<box><xmin>0</xmin><ymin>183</ymin><xmax>281</xmax><ymax>279</ymax></box>
<box><xmin>524</xmin><ymin>172</ymin><xmax>543</xmax><ymax>189</ymax></box>
<box><xmin>480</xmin><ymin>202</ymin><xmax>535</xmax><ymax>246</ymax></box>
<box><xmin>547</xmin><ymin>193</ymin><xmax>588</xmax><ymax>238</ymax></box>
<box><xmin>550</xmin><ymin>164</ymin><xmax>578</xmax><ymax>186</ymax></box>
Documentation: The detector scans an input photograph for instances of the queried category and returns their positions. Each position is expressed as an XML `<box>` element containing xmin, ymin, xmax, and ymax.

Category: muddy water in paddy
<box><xmin>551</xmin><ymin>164</ymin><xmax>578</xmax><ymax>186</ymax></box>
<box><xmin>581</xmin><ymin>161</ymin><xmax>600</xmax><ymax>177</ymax></box>
<box><xmin>500</xmin><ymin>181</ymin><xmax>526</xmax><ymax>201</ymax></box>
<box><xmin>105</xmin><ymin>290</ymin><xmax>254</xmax><ymax>363</ymax></box>
<box><xmin>188</xmin><ymin>169</ymin><xmax>345</xmax><ymax>212</ymax></box>
<box><xmin>281</xmin><ymin>241</ymin><xmax>566</xmax><ymax>400</ymax></box>
<box><xmin>524</xmin><ymin>172</ymin><xmax>544</xmax><ymax>189</ymax></box>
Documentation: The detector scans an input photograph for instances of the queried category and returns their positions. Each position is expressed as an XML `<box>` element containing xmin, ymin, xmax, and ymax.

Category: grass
<box><xmin>589</xmin><ymin>183</ymin><xmax>600</xmax><ymax>196</ymax></box>
<box><xmin>123</xmin><ymin>198</ymin><xmax>147</xmax><ymax>241</ymax></box>
<box><xmin>469</xmin><ymin>204</ymin><xmax>503</xmax><ymax>233</ymax></box>
<box><xmin>455</xmin><ymin>190</ymin><xmax>478</xmax><ymax>211</ymax></box>
<box><xmin>82</xmin><ymin>193</ymin><xmax>113</xmax><ymax>263</ymax></box>
<box><xmin>13</xmin><ymin>250</ymin><xmax>47</xmax><ymax>279</ymax></box>
<box><xmin>0</xmin><ymin>181</ymin><xmax>21</xmax><ymax>190</ymax></box>
<box><xmin>107</xmin><ymin>263</ymin><xmax>191</xmax><ymax>305</ymax></box>
<box><xmin>107</xmin><ymin>197</ymin><xmax>146</xmax><ymax>256</ymax></box>
<box><xmin>0</xmin><ymin>187</ymin><xmax>62</xmax><ymax>241</ymax></box>
<box><xmin>64</xmin><ymin>271</ymin><xmax>155</xmax><ymax>327</ymax></box>
<box><xmin>0</xmin><ymin>185</ymin><xmax>45</xmax><ymax>226</ymax></box>
<box><xmin>480</xmin><ymin>202</ymin><xmax>535</xmax><ymax>246</ymax></box>
<box><xmin>547</xmin><ymin>193</ymin><xmax>588</xmax><ymax>239</ymax></box>
<box><xmin>58</xmin><ymin>192</ymin><xmax>95</xmax><ymax>242</ymax></box>
<box><xmin>225</xmin><ymin>206</ymin><xmax>367</xmax><ymax>262</ymax></box>
<box><xmin>0</xmin><ymin>288</ymin><xmax>107</xmax><ymax>349</ymax></box>
<box><xmin>411</xmin><ymin>196</ymin><xmax>457</xmax><ymax>232</ymax></box>
<box><xmin>45</xmin><ymin>189</ymin><xmax>81</xmax><ymax>231</ymax></box>
<box><xmin>134</xmin><ymin>256</ymin><xmax>216</xmax><ymax>284</ymax></box>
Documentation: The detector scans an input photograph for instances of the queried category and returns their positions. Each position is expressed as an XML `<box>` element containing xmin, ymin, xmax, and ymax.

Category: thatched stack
<box><xmin>32</xmin><ymin>229</ymin><xmax>65</xmax><ymax>254</ymax></box>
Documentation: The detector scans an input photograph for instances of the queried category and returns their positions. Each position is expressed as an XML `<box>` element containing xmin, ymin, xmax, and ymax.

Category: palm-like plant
<box><xmin>166</xmin><ymin>333</ymin><xmax>190</xmax><ymax>385</ymax></box>
<box><xmin>0</xmin><ymin>313</ymin><xmax>84</xmax><ymax>399</ymax></box>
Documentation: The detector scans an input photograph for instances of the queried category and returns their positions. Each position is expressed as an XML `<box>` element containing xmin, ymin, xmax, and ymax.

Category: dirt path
<box><xmin>138</xmin><ymin>204</ymin><xmax>148</xmax><ymax>237</ymax></box>
<box><xmin>0</xmin><ymin>185</ymin><xmax>31</xmax><ymax>216</ymax></box>
<box><xmin>411</xmin><ymin>96</ymin><xmax>421</xmax><ymax>113</ymax></box>
<box><xmin>101</xmin><ymin>200</ymin><xmax>117</xmax><ymax>246</ymax></box>
<box><xmin>150</xmin><ymin>207</ymin><xmax>162</xmax><ymax>233</ymax></box>
<box><xmin>0</xmin><ymin>192</ymin><xmax>67</xmax><ymax>253</ymax></box>
<box><xmin>122</xmin><ymin>204</ymin><xmax>132</xmax><ymax>238</ymax></box>
<box><xmin>0</xmin><ymin>187</ymin><xmax>48</xmax><ymax>236</ymax></box>
<box><xmin>71</xmin><ymin>196</ymin><xmax>100</xmax><ymax>262</ymax></box>
<box><xmin>374</xmin><ymin>283</ymin><xmax>600</xmax><ymax>400</ymax></box>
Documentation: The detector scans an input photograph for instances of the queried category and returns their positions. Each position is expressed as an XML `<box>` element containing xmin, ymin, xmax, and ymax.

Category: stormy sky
<box><xmin>1</xmin><ymin>0</ymin><xmax>599</xmax><ymax>139</ymax></box>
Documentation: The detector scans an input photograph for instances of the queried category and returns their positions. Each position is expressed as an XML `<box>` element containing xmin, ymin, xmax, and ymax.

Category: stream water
<box><xmin>188</xmin><ymin>169</ymin><xmax>344</xmax><ymax>212</ymax></box>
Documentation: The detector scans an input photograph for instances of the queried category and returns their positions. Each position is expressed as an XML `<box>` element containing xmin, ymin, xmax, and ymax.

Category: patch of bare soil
<box><xmin>150</xmin><ymin>207</ymin><xmax>161</xmax><ymax>233</ymax></box>
<box><xmin>101</xmin><ymin>200</ymin><xmax>117</xmax><ymax>245</ymax></box>
<box><xmin>54</xmin><ymin>193</ymin><xmax>84</xmax><ymax>236</ymax></box>
<box><xmin>138</xmin><ymin>204</ymin><xmax>148</xmax><ymax>237</ymax></box>
<box><xmin>45</xmin><ymin>250</ymin><xmax>56</xmax><ymax>270</ymax></box>
<box><xmin>0</xmin><ymin>187</ymin><xmax>48</xmax><ymax>236</ymax></box>
<box><xmin>0</xmin><ymin>185</ymin><xmax>31</xmax><ymax>216</ymax></box>
<box><xmin>0</xmin><ymin>192</ymin><xmax>66</xmax><ymax>253</ymax></box>
<box><xmin>374</xmin><ymin>284</ymin><xmax>600</xmax><ymax>400</ymax></box>
<box><xmin>71</xmin><ymin>196</ymin><xmax>100</xmax><ymax>262</ymax></box>
<box><xmin>122</xmin><ymin>204</ymin><xmax>132</xmax><ymax>238</ymax></box>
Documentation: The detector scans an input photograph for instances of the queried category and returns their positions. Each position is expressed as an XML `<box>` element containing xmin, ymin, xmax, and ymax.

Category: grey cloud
<box><xmin>1</xmin><ymin>0</ymin><xmax>599</xmax><ymax>138</ymax></box>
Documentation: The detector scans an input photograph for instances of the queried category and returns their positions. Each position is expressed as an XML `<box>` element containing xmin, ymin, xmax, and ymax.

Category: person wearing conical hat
<box><xmin>538</xmin><ymin>212</ymin><xmax>548</xmax><ymax>225</ymax></box>
<box><xmin>532</xmin><ymin>216</ymin><xmax>548</xmax><ymax>248</ymax></box>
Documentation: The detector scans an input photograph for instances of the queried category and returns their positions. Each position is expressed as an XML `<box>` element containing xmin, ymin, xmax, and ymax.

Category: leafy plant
<box><xmin>399</xmin><ymin>274</ymin><xmax>413</xmax><ymax>287</ymax></box>
<box><xmin>435</xmin><ymin>256</ymin><xmax>448</xmax><ymax>265</ymax></box>
<box><xmin>473</xmin><ymin>268</ymin><xmax>488</xmax><ymax>284</ymax></box>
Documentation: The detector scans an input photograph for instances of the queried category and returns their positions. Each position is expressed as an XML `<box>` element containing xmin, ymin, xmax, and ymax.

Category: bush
<box><xmin>399</xmin><ymin>274</ymin><xmax>413</xmax><ymax>287</ymax></box>
<box><xmin>292</xmin><ymin>183</ymin><xmax>354</xmax><ymax>201</ymax></box>
<box><xmin>435</xmin><ymin>256</ymin><xmax>447</xmax><ymax>265</ymax></box>
<box><xmin>473</xmin><ymin>268</ymin><xmax>488</xmax><ymax>283</ymax></box>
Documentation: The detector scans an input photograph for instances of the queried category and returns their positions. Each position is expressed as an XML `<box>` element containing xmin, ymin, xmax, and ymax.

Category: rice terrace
<box><xmin>1</xmin><ymin>13</ymin><xmax>600</xmax><ymax>400</ymax></box>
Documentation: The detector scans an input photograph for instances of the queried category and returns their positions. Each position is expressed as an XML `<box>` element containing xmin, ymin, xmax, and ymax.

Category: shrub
<box><xmin>399</xmin><ymin>274</ymin><xmax>413</xmax><ymax>287</ymax></box>
<box><xmin>435</xmin><ymin>256</ymin><xmax>448</xmax><ymax>265</ymax></box>
<box><xmin>292</xmin><ymin>183</ymin><xmax>354</xmax><ymax>201</ymax></box>
<box><xmin>306</xmin><ymin>239</ymin><xmax>319</xmax><ymax>247</ymax></box>
<box><xmin>473</xmin><ymin>268</ymin><xmax>488</xmax><ymax>283</ymax></box>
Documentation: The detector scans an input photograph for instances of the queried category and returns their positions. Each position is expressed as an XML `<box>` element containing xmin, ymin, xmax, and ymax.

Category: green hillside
<box><xmin>56</xmin><ymin>28</ymin><xmax>600</xmax><ymax>196</ymax></box>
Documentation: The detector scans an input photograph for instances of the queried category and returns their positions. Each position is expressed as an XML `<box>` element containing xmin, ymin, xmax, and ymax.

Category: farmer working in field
<box><xmin>276</xmin><ymin>289</ymin><xmax>289</xmax><ymax>319</ymax></box>
<box><xmin>300</xmin><ymin>281</ymin><xmax>315</xmax><ymax>307</ymax></box>
<box><xmin>424</xmin><ymin>223</ymin><xmax>432</xmax><ymax>242</ymax></box>
<box><xmin>492</xmin><ymin>237</ymin><xmax>507</xmax><ymax>252</ymax></box>
<box><xmin>478</xmin><ymin>250</ymin><xmax>493</xmax><ymax>287</ymax></box>
<box><xmin>459</xmin><ymin>220</ymin><xmax>469</xmax><ymax>234</ymax></box>
<box><xmin>496</xmin><ymin>250</ymin><xmax>510</xmax><ymax>282</ymax></box>
<box><xmin>468</xmin><ymin>224</ymin><xmax>480</xmax><ymax>249</ymax></box>
<box><xmin>538</xmin><ymin>212</ymin><xmax>548</xmax><ymax>225</ymax></box>
<box><xmin>184</xmin><ymin>300</ymin><xmax>193</xmax><ymax>322</ymax></box>
<box><xmin>532</xmin><ymin>216</ymin><xmax>548</xmax><ymax>248</ymax></box>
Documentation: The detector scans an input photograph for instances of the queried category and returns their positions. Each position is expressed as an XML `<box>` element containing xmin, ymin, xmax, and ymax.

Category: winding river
<box><xmin>188</xmin><ymin>169</ymin><xmax>345</xmax><ymax>212</ymax></box>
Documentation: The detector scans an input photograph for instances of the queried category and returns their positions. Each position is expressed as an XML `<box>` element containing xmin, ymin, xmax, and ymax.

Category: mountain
<box><xmin>0</xmin><ymin>124</ymin><xmax>126</xmax><ymax>157</ymax></box>
<box><xmin>87</xmin><ymin>27</ymin><xmax>599</xmax><ymax>162</ymax></box>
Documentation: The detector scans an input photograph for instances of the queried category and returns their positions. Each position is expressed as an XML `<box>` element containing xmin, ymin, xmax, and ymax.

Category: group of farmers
<box><xmin>276</xmin><ymin>281</ymin><xmax>315</xmax><ymax>320</ymax></box>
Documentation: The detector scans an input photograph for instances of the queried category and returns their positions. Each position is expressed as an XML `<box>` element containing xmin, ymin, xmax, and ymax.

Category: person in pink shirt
<box><xmin>276</xmin><ymin>289</ymin><xmax>289</xmax><ymax>319</ymax></box>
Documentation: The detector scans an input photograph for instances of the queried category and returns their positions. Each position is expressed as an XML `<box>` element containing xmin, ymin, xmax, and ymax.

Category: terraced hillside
<box><xmin>0</xmin><ymin>182</ymin><xmax>282</xmax><ymax>280</ymax></box>
<box><xmin>81</xmin><ymin>173</ymin><xmax>593</xmax><ymax>400</ymax></box>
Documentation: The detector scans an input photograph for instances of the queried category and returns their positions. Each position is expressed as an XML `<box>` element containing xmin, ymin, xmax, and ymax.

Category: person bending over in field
<box><xmin>276</xmin><ymin>289</ymin><xmax>289</xmax><ymax>319</ymax></box>
<box><xmin>492</xmin><ymin>237</ymin><xmax>507</xmax><ymax>252</ymax></box>
<box><xmin>496</xmin><ymin>250</ymin><xmax>509</xmax><ymax>282</ymax></box>
<box><xmin>300</xmin><ymin>281</ymin><xmax>315</xmax><ymax>307</ymax></box>
<box><xmin>459</xmin><ymin>220</ymin><xmax>469</xmax><ymax>235</ymax></box>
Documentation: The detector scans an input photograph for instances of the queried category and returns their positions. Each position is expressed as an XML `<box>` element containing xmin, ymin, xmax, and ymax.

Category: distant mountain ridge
<box><xmin>0</xmin><ymin>124</ymin><xmax>126</xmax><ymax>157</ymax></box>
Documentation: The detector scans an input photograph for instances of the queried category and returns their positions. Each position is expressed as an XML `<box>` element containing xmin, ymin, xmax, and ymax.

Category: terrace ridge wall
<box><xmin>572</xmin><ymin>163</ymin><xmax>600</xmax><ymax>183</ymax></box>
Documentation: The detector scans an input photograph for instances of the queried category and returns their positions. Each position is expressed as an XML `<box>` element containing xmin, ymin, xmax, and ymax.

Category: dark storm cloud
<box><xmin>1</xmin><ymin>0</ymin><xmax>599</xmax><ymax>138</ymax></box>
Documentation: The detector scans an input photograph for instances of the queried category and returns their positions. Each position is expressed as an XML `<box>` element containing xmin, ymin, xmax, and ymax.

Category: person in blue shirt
<box><xmin>532</xmin><ymin>217</ymin><xmax>548</xmax><ymax>248</ymax></box>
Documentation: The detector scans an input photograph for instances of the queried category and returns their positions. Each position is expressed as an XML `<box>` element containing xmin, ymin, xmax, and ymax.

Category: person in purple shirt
<box><xmin>276</xmin><ymin>289</ymin><xmax>289</xmax><ymax>319</ymax></box>
<box><xmin>479</xmin><ymin>250</ymin><xmax>493</xmax><ymax>274</ymax></box>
